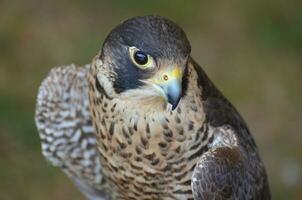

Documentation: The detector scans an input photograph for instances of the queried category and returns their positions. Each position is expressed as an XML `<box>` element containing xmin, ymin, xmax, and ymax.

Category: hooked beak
<box><xmin>144</xmin><ymin>67</ymin><xmax>183</xmax><ymax>110</ymax></box>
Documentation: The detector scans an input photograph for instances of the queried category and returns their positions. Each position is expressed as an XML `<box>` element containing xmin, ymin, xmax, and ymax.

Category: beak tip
<box><xmin>171</xmin><ymin>104</ymin><xmax>178</xmax><ymax>110</ymax></box>
<box><xmin>168</xmin><ymin>95</ymin><xmax>181</xmax><ymax>111</ymax></box>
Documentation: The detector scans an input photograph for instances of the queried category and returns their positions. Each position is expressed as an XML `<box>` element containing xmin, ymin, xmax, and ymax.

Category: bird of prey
<box><xmin>35</xmin><ymin>15</ymin><xmax>270</xmax><ymax>200</ymax></box>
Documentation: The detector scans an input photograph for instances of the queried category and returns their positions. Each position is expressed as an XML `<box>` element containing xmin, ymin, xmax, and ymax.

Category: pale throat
<box><xmin>95</xmin><ymin>61</ymin><xmax>203</xmax><ymax>122</ymax></box>
<box><xmin>99</xmin><ymin>86</ymin><xmax>203</xmax><ymax>134</ymax></box>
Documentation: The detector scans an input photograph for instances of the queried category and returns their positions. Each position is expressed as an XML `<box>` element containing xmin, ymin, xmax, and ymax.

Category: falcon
<box><xmin>35</xmin><ymin>15</ymin><xmax>271</xmax><ymax>200</ymax></box>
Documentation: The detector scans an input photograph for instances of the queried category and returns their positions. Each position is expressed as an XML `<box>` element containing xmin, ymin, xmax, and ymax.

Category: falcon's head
<box><xmin>94</xmin><ymin>15</ymin><xmax>191</xmax><ymax>111</ymax></box>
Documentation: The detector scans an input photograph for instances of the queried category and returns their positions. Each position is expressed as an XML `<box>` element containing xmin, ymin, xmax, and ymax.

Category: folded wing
<box><xmin>35</xmin><ymin>65</ymin><xmax>109</xmax><ymax>200</ymax></box>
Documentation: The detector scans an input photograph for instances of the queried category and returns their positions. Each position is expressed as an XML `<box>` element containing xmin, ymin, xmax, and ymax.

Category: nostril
<box><xmin>163</xmin><ymin>74</ymin><xmax>169</xmax><ymax>81</ymax></box>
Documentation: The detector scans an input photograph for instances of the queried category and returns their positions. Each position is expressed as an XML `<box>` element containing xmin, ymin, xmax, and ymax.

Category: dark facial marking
<box><xmin>95</xmin><ymin>77</ymin><xmax>112</xmax><ymax>99</ymax></box>
<box><xmin>100</xmin><ymin>15</ymin><xmax>191</xmax><ymax>93</ymax></box>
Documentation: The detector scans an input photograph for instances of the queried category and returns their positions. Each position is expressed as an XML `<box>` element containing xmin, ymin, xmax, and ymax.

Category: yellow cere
<box><xmin>171</xmin><ymin>67</ymin><xmax>182</xmax><ymax>79</ymax></box>
<box><xmin>152</xmin><ymin>67</ymin><xmax>182</xmax><ymax>84</ymax></box>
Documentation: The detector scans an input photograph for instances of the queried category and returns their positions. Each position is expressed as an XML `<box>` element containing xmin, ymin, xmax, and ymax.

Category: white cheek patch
<box><xmin>118</xmin><ymin>86</ymin><xmax>168</xmax><ymax>113</ymax></box>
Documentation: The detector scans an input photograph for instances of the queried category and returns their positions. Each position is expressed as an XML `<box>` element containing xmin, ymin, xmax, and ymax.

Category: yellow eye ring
<box><xmin>129</xmin><ymin>47</ymin><xmax>155</xmax><ymax>69</ymax></box>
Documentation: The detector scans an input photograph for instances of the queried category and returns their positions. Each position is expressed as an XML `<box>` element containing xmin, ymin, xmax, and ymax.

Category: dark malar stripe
<box><xmin>95</xmin><ymin>76</ymin><xmax>112</xmax><ymax>99</ymax></box>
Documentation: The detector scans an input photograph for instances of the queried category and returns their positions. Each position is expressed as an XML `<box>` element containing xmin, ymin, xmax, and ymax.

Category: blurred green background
<box><xmin>0</xmin><ymin>0</ymin><xmax>301</xmax><ymax>199</ymax></box>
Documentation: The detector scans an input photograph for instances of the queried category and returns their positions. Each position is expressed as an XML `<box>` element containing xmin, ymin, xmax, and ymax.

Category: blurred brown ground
<box><xmin>0</xmin><ymin>0</ymin><xmax>301</xmax><ymax>199</ymax></box>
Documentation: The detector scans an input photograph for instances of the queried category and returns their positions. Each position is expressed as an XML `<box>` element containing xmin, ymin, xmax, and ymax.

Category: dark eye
<box><xmin>129</xmin><ymin>47</ymin><xmax>155</xmax><ymax>69</ymax></box>
<box><xmin>134</xmin><ymin>51</ymin><xmax>148</xmax><ymax>65</ymax></box>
